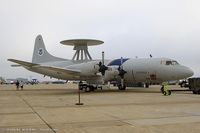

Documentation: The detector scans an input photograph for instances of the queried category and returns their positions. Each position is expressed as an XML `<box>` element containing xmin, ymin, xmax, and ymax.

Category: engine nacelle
<box><xmin>104</xmin><ymin>66</ymin><xmax>119</xmax><ymax>81</ymax></box>
<box><xmin>80</xmin><ymin>61</ymin><xmax>100</xmax><ymax>76</ymax></box>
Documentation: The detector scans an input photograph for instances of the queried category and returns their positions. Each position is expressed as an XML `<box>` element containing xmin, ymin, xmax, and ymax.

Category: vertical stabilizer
<box><xmin>32</xmin><ymin>35</ymin><xmax>67</xmax><ymax>63</ymax></box>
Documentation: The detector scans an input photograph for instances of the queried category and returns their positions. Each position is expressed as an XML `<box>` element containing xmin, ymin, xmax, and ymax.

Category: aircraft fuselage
<box><xmin>27</xmin><ymin>57</ymin><xmax>193</xmax><ymax>85</ymax></box>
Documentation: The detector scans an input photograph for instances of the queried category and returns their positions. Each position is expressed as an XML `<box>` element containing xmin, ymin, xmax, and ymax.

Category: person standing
<box><xmin>16</xmin><ymin>80</ymin><xmax>19</xmax><ymax>90</ymax></box>
<box><xmin>20</xmin><ymin>81</ymin><xmax>24</xmax><ymax>90</ymax></box>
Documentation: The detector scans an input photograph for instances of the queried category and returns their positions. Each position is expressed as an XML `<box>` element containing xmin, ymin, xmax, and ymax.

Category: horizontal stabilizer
<box><xmin>8</xmin><ymin>59</ymin><xmax>38</xmax><ymax>67</ymax></box>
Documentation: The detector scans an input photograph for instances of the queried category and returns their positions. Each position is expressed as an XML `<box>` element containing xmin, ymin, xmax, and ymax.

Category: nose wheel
<box><xmin>117</xmin><ymin>83</ymin><xmax>126</xmax><ymax>90</ymax></box>
<box><xmin>161</xmin><ymin>85</ymin><xmax>171</xmax><ymax>96</ymax></box>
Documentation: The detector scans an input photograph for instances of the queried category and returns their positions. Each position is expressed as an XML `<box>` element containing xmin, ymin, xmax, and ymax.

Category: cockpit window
<box><xmin>166</xmin><ymin>61</ymin><xmax>172</xmax><ymax>65</ymax></box>
<box><xmin>171</xmin><ymin>61</ymin><xmax>179</xmax><ymax>65</ymax></box>
<box><xmin>161</xmin><ymin>60</ymin><xmax>179</xmax><ymax>65</ymax></box>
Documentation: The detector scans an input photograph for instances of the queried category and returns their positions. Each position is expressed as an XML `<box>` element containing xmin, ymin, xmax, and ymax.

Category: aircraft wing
<box><xmin>38</xmin><ymin>66</ymin><xmax>80</xmax><ymax>75</ymax></box>
<box><xmin>8</xmin><ymin>59</ymin><xmax>80</xmax><ymax>75</ymax></box>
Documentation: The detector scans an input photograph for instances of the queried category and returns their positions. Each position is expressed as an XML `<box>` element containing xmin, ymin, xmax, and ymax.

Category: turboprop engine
<box><xmin>103</xmin><ymin>66</ymin><xmax>119</xmax><ymax>82</ymax></box>
<box><xmin>80</xmin><ymin>61</ymin><xmax>100</xmax><ymax>76</ymax></box>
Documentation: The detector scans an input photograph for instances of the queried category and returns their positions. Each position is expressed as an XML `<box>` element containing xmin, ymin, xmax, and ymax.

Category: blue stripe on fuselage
<box><xmin>108</xmin><ymin>58</ymin><xmax>129</xmax><ymax>66</ymax></box>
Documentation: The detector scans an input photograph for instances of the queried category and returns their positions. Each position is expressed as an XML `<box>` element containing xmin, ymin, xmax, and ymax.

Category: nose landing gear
<box><xmin>161</xmin><ymin>85</ymin><xmax>171</xmax><ymax>96</ymax></box>
<box><xmin>117</xmin><ymin>83</ymin><xmax>126</xmax><ymax>90</ymax></box>
<box><xmin>79</xmin><ymin>81</ymin><xmax>100</xmax><ymax>92</ymax></box>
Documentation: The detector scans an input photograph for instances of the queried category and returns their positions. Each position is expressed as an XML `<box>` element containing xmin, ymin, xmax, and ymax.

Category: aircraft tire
<box><xmin>192</xmin><ymin>90</ymin><xmax>196</xmax><ymax>94</ymax></box>
<box><xmin>193</xmin><ymin>90</ymin><xmax>197</xmax><ymax>94</ymax></box>
<box><xmin>160</xmin><ymin>86</ymin><xmax>164</xmax><ymax>93</ymax></box>
<box><xmin>89</xmin><ymin>86</ymin><xmax>95</xmax><ymax>92</ymax></box>
<box><xmin>145</xmin><ymin>83</ymin><xmax>149</xmax><ymax>88</ymax></box>
<box><xmin>118</xmin><ymin>86</ymin><xmax>122</xmax><ymax>90</ymax></box>
<box><xmin>122</xmin><ymin>85</ymin><xmax>126</xmax><ymax>90</ymax></box>
<box><xmin>117</xmin><ymin>85</ymin><xmax>123</xmax><ymax>90</ymax></box>
<box><xmin>79</xmin><ymin>85</ymin><xmax>83</xmax><ymax>90</ymax></box>
<box><xmin>163</xmin><ymin>91</ymin><xmax>167</xmax><ymax>96</ymax></box>
<box><xmin>85</xmin><ymin>86</ymin><xmax>91</xmax><ymax>92</ymax></box>
<box><xmin>117</xmin><ymin>82</ymin><xmax>126</xmax><ymax>90</ymax></box>
<box><xmin>168</xmin><ymin>90</ymin><xmax>171</xmax><ymax>95</ymax></box>
<box><xmin>198</xmin><ymin>89</ymin><xmax>200</xmax><ymax>95</ymax></box>
<box><xmin>80</xmin><ymin>85</ymin><xmax>86</xmax><ymax>90</ymax></box>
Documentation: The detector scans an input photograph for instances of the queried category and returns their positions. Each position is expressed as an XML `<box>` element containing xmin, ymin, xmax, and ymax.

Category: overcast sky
<box><xmin>0</xmin><ymin>0</ymin><xmax>200</xmax><ymax>80</ymax></box>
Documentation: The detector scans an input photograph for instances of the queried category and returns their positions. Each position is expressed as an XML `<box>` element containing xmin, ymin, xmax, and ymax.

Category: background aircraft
<box><xmin>8</xmin><ymin>35</ymin><xmax>193</xmax><ymax>91</ymax></box>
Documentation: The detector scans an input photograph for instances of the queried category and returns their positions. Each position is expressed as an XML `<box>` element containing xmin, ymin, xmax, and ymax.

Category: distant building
<box><xmin>5</xmin><ymin>78</ymin><xmax>28</xmax><ymax>84</ymax></box>
<box><xmin>16</xmin><ymin>78</ymin><xmax>29</xmax><ymax>83</ymax></box>
<box><xmin>5</xmin><ymin>79</ymin><xmax>15</xmax><ymax>84</ymax></box>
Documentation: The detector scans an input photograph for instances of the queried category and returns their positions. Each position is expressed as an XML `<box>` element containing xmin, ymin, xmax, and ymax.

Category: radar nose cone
<box><xmin>186</xmin><ymin>67</ymin><xmax>194</xmax><ymax>77</ymax></box>
<box><xmin>182</xmin><ymin>66</ymin><xmax>194</xmax><ymax>78</ymax></box>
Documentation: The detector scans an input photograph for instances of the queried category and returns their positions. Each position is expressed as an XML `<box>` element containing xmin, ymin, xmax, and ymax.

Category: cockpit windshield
<box><xmin>171</xmin><ymin>61</ymin><xmax>179</xmax><ymax>65</ymax></box>
<box><xmin>161</xmin><ymin>60</ymin><xmax>179</xmax><ymax>65</ymax></box>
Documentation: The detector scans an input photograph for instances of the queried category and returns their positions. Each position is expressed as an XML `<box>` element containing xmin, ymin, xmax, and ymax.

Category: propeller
<box><xmin>98</xmin><ymin>51</ymin><xmax>108</xmax><ymax>76</ymax></box>
<box><xmin>118</xmin><ymin>57</ymin><xmax>127</xmax><ymax>89</ymax></box>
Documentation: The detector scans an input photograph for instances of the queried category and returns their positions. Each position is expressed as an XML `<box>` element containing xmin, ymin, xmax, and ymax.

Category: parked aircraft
<box><xmin>8</xmin><ymin>35</ymin><xmax>193</xmax><ymax>91</ymax></box>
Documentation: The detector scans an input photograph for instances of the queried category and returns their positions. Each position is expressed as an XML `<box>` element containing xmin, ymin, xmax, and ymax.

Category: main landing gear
<box><xmin>79</xmin><ymin>81</ymin><xmax>102</xmax><ymax>92</ymax></box>
<box><xmin>117</xmin><ymin>83</ymin><xmax>126</xmax><ymax>90</ymax></box>
<box><xmin>160</xmin><ymin>85</ymin><xmax>171</xmax><ymax>96</ymax></box>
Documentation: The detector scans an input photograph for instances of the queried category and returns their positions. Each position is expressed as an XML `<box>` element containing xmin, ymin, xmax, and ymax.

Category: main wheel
<box><xmin>122</xmin><ymin>85</ymin><xmax>126</xmax><ymax>90</ymax></box>
<box><xmin>118</xmin><ymin>84</ymin><xmax>122</xmax><ymax>90</ymax></box>
<box><xmin>198</xmin><ymin>89</ymin><xmax>200</xmax><ymax>95</ymax></box>
<box><xmin>79</xmin><ymin>85</ymin><xmax>83</xmax><ymax>90</ymax></box>
<box><xmin>160</xmin><ymin>86</ymin><xmax>164</xmax><ymax>93</ymax></box>
<box><xmin>145</xmin><ymin>83</ymin><xmax>149</xmax><ymax>88</ymax></box>
<box><xmin>118</xmin><ymin>84</ymin><xmax>126</xmax><ymax>90</ymax></box>
<box><xmin>193</xmin><ymin>90</ymin><xmax>197</xmax><ymax>94</ymax></box>
<box><xmin>89</xmin><ymin>86</ymin><xmax>95</xmax><ymax>92</ymax></box>
<box><xmin>168</xmin><ymin>90</ymin><xmax>171</xmax><ymax>95</ymax></box>
<box><xmin>85</xmin><ymin>86</ymin><xmax>91</xmax><ymax>92</ymax></box>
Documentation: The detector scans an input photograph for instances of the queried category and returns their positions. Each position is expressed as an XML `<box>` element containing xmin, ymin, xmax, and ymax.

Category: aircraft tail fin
<box><xmin>32</xmin><ymin>35</ymin><xmax>67</xmax><ymax>63</ymax></box>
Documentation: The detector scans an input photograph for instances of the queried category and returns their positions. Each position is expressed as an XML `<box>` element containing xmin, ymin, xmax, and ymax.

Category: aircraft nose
<box><xmin>183</xmin><ymin>66</ymin><xmax>194</xmax><ymax>78</ymax></box>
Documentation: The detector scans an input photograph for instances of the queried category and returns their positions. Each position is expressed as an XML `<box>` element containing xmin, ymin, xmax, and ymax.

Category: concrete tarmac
<box><xmin>0</xmin><ymin>84</ymin><xmax>200</xmax><ymax>133</ymax></box>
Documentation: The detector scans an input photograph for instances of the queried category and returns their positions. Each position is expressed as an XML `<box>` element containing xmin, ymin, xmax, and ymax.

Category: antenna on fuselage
<box><xmin>60</xmin><ymin>39</ymin><xmax>104</xmax><ymax>61</ymax></box>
